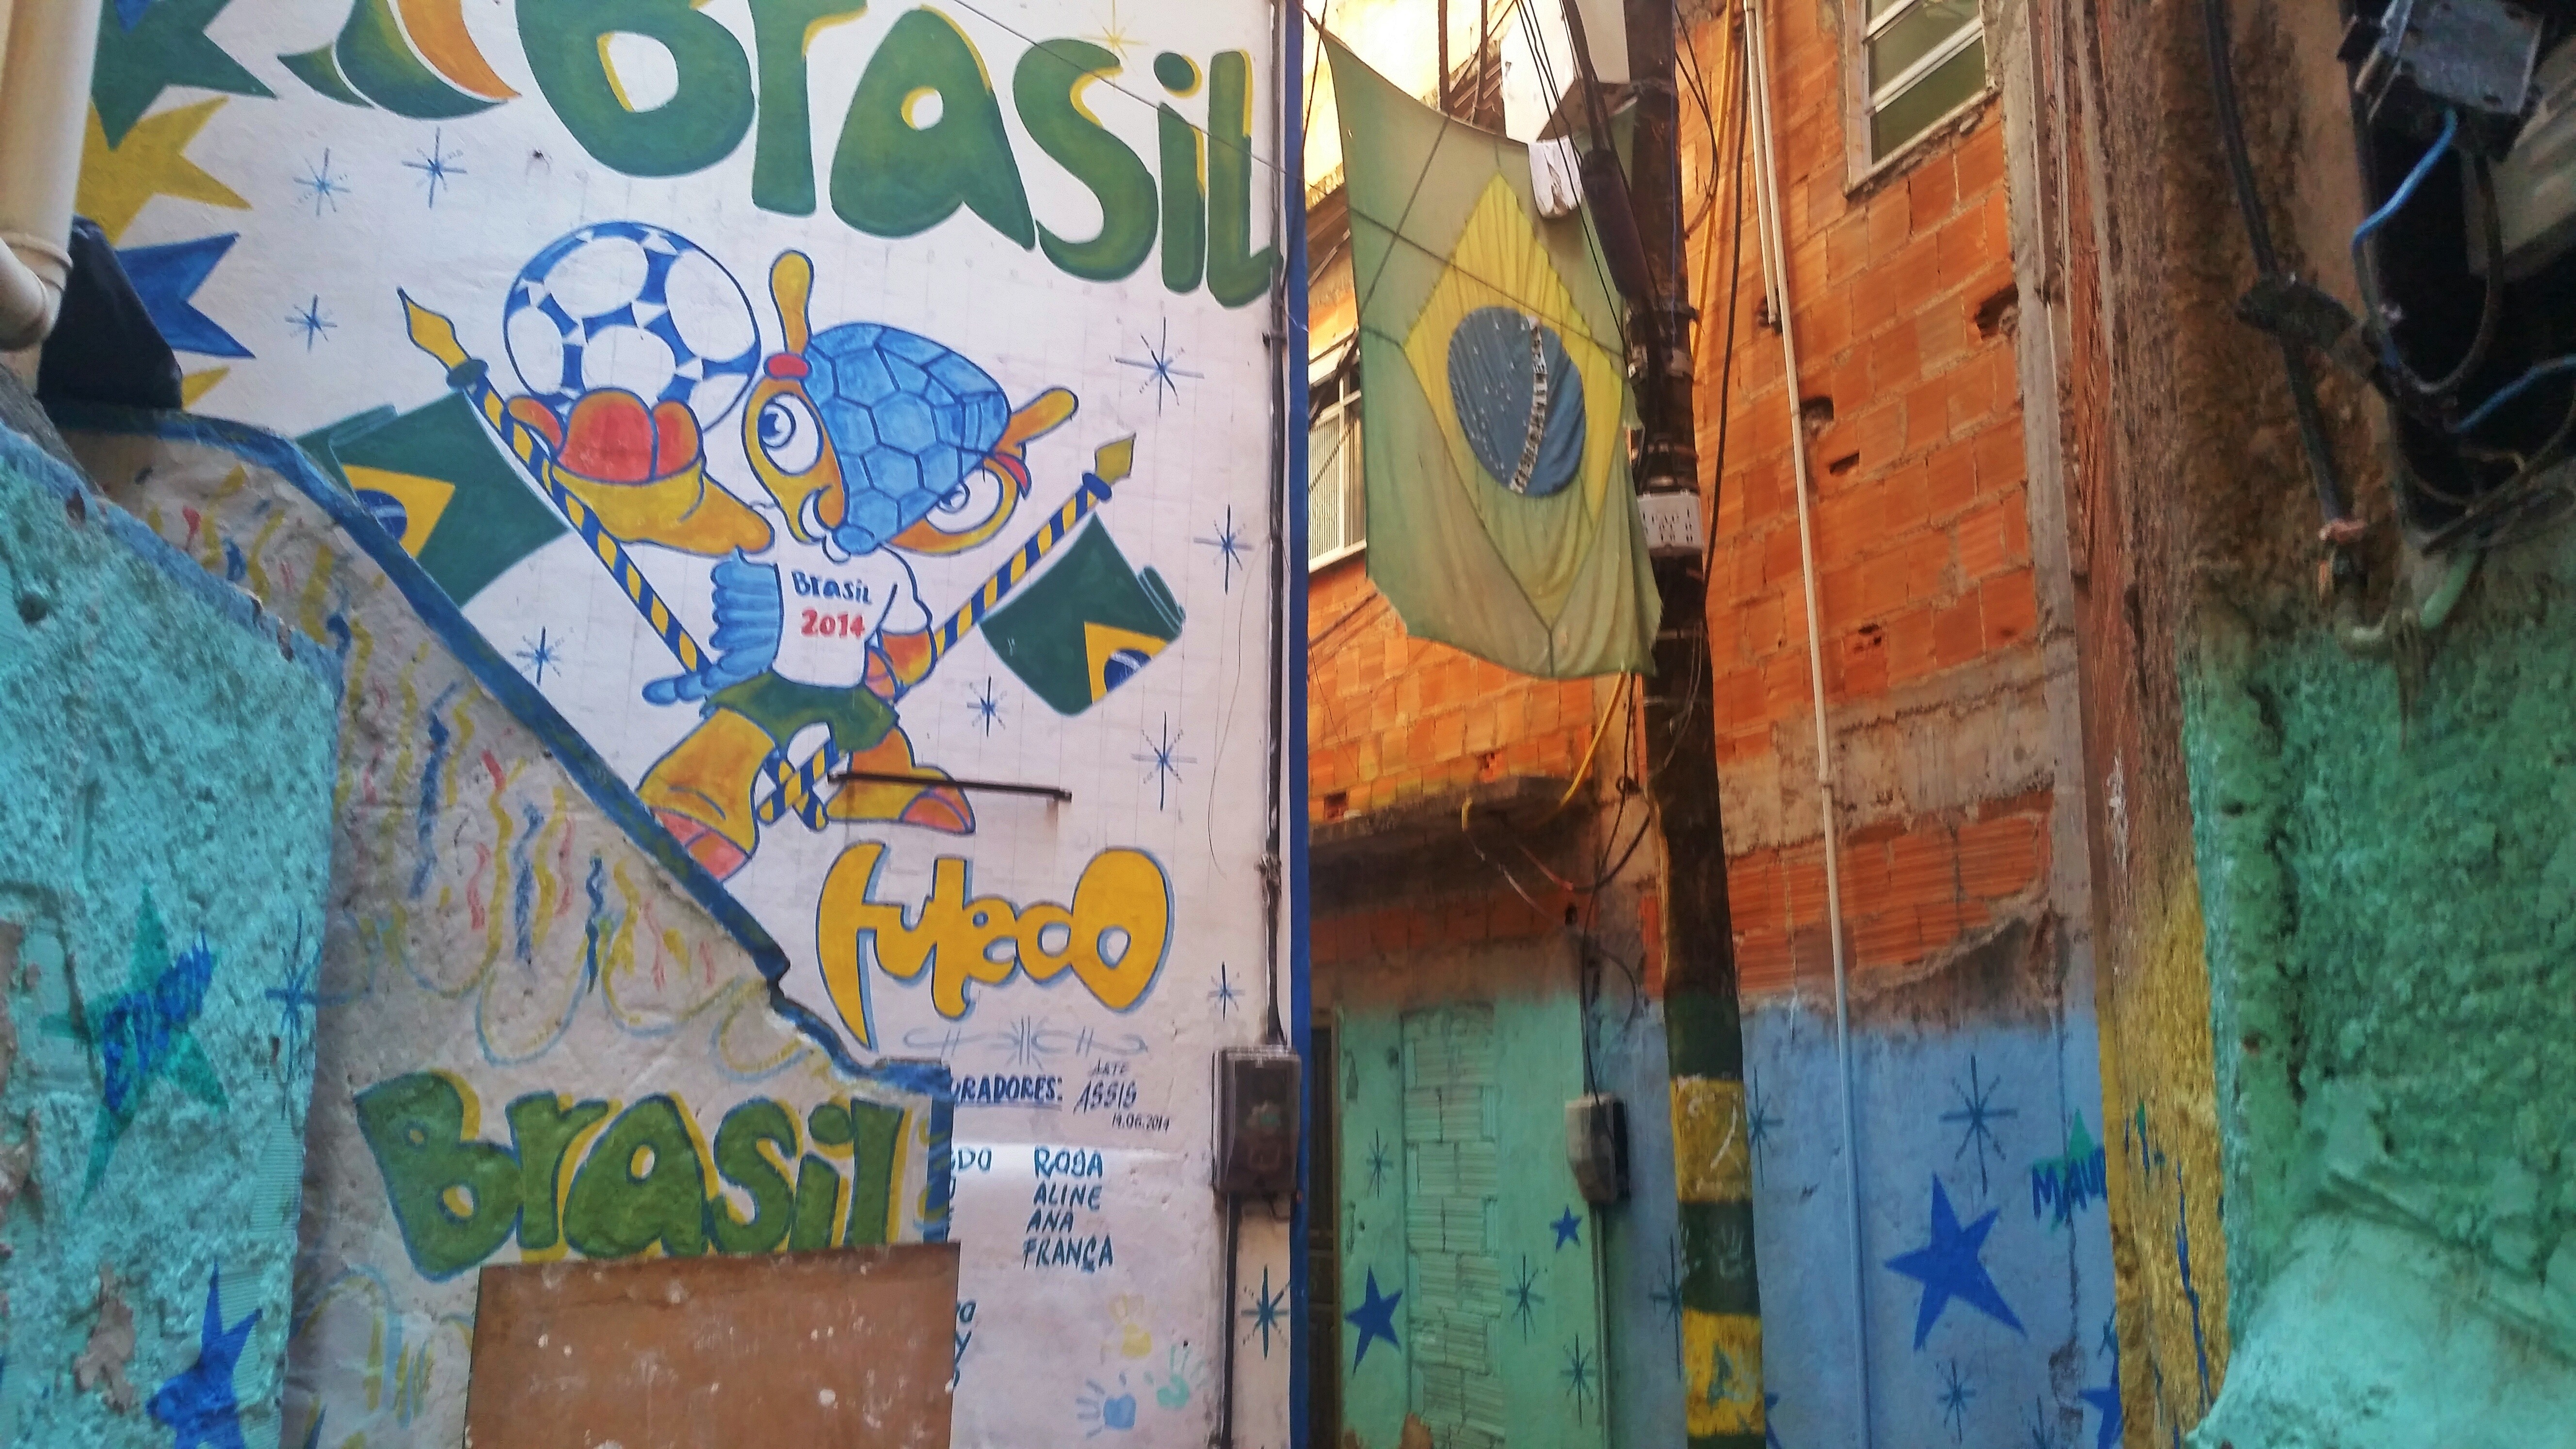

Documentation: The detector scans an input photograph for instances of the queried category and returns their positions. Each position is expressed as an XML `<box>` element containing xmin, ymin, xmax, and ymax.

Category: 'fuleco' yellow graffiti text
<box><xmin>818</xmin><ymin>844</ymin><xmax>1172</xmax><ymax>1047</ymax></box>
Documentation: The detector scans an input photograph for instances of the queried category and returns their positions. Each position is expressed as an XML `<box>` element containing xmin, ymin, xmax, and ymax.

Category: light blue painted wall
<box><xmin>1587</xmin><ymin>992</ymin><xmax>1687</xmax><ymax>1449</ymax></box>
<box><xmin>1746</xmin><ymin>1007</ymin><xmax>2119</xmax><ymax>1449</ymax></box>
<box><xmin>0</xmin><ymin>427</ymin><xmax>340</xmax><ymax>1449</ymax></box>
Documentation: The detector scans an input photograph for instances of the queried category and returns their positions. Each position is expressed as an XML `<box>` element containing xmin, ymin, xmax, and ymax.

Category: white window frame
<box><xmin>1308</xmin><ymin>358</ymin><xmax>1365</xmax><ymax>569</ymax></box>
<box><xmin>1845</xmin><ymin>0</ymin><xmax>1994</xmax><ymax>182</ymax></box>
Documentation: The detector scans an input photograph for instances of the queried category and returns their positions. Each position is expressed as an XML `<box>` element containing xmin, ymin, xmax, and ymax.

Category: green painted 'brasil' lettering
<box><xmin>748</xmin><ymin>0</ymin><xmax>868</xmax><ymax>215</ymax></box>
<box><xmin>1014</xmin><ymin>41</ymin><xmax>1159</xmax><ymax>281</ymax></box>
<box><xmin>830</xmin><ymin>8</ymin><xmax>1035</xmax><ymax>246</ymax></box>
<box><xmin>354</xmin><ymin>1071</ymin><xmax>915</xmax><ymax>1280</ymax></box>
<box><xmin>507</xmin><ymin>6</ymin><xmax>1275</xmax><ymax>304</ymax></box>
<box><xmin>519</xmin><ymin>0</ymin><xmax>756</xmax><ymax>177</ymax></box>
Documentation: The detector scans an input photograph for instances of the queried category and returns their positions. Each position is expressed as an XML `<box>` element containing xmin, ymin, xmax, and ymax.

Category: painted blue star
<box><xmin>119</xmin><ymin>235</ymin><xmax>251</xmax><ymax>359</ymax></box>
<box><xmin>1550</xmin><ymin>1206</ymin><xmax>1583</xmax><ymax>1249</ymax></box>
<box><xmin>294</xmin><ymin>150</ymin><xmax>348</xmax><ymax>215</ymax></box>
<box><xmin>1884</xmin><ymin>1175</ymin><xmax>2025</xmax><ymax>1348</ymax></box>
<box><xmin>1364</xmin><ymin>1129</ymin><xmax>1390</xmax><ymax>1196</ymax></box>
<box><xmin>285</xmin><ymin>296</ymin><xmax>334</xmax><ymax>350</ymax></box>
<box><xmin>1241</xmin><ymin>1266</ymin><xmax>1286</xmax><ymax>1358</ymax></box>
<box><xmin>515</xmin><ymin>628</ymin><xmax>563</xmax><ymax>686</ymax></box>
<box><xmin>1506</xmin><ymin>1255</ymin><xmax>1544</xmax><ymax>1336</ymax></box>
<box><xmin>404</xmin><ymin>128</ymin><xmax>466</xmax><ymax>207</ymax></box>
<box><xmin>1208</xmin><ymin>962</ymin><xmax>1240</xmax><ymax>1015</ymax></box>
<box><xmin>1937</xmin><ymin>1358</ymin><xmax>1975</xmax><ymax>1441</ymax></box>
<box><xmin>2080</xmin><ymin>1330</ymin><xmax>2123</xmax><ymax>1449</ymax></box>
<box><xmin>1131</xmin><ymin>714</ymin><xmax>1193</xmax><ymax>811</ymax></box>
<box><xmin>968</xmin><ymin>677</ymin><xmax>1004</xmax><ymax>734</ymax></box>
<box><xmin>1195</xmin><ymin>506</ymin><xmax>1249</xmax><ymax>592</ymax></box>
<box><xmin>1765</xmin><ymin>1391</ymin><xmax>1784</xmax><ymax>1449</ymax></box>
<box><xmin>1939</xmin><ymin>1054</ymin><xmax>2018</xmax><ymax>1197</ymax></box>
<box><xmin>150</xmin><ymin>1268</ymin><xmax>258</xmax><ymax>1449</ymax></box>
<box><xmin>2098</xmin><ymin>1314</ymin><xmax>2119</xmax><ymax>1359</ymax></box>
<box><xmin>1114</xmin><ymin>319</ymin><xmax>1203</xmax><ymax>415</ymax></box>
<box><xmin>1344</xmin><ymin>1269</ymin><xmax>1402</xmax><ymax>1368</ymax></box>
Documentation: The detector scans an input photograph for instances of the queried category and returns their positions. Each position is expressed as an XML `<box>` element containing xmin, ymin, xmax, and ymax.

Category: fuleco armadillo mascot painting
<box><xmin>398</xmin><ymin>225</ymin><xmax>1183</xmax><ymax>882</ymax></box>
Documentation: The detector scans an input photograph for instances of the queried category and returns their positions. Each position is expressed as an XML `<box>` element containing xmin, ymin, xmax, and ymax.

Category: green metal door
<box><xmin>1336</xmin><ymin>999</ymin><xmax>1609</xmax><ymax>1449</ymax></box>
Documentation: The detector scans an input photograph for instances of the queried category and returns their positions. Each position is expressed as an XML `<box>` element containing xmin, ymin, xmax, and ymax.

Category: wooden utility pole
<box><xmin>1616</xmin><ymin>0</ymin><xmax>1767</xmax><ymax>1443</ymax></box>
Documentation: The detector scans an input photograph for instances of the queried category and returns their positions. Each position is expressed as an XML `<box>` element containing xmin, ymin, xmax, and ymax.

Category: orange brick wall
<box><xmin>1307</xmin><ymin>554</ymin><xmax>1612</xmax><ymax>823</ymax></box>
<box><xmin>1684</xmin><ymin>9</ymin><xmax>2049</xmax><ymax>1000</ymax></box>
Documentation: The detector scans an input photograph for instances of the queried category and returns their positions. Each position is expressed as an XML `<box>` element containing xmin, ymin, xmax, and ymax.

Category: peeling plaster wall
<box><xmin>63</xmin><ymin>419</ymin><xmax>949</xmax><ymax>1449</ymax></box>
<box><xmin>0</xmin><ymin>425</ymin><xmax>340</xmax><ymax>1449</ymax></box>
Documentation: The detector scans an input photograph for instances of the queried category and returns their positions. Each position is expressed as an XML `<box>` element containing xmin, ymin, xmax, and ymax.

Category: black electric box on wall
<box><xmin>1215</xmin><ymin>1047</ymin><xmax>1302</xmax><ymax>1197</ymax></box>
<box><xmin>1566</xmin><ymin>1093</ymin><xmax>1630</xmax><ymax>1205</ymax></box>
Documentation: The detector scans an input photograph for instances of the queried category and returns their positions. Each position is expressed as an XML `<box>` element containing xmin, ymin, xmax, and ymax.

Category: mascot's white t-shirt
<box><xmin>765</xmin><ymin>534</ymin><xmax>930</xmax><ymax>690</ymax></box>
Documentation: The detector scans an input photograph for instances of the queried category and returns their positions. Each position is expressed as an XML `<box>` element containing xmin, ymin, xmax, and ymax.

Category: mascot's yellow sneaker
<box><xmin>509</xmin><ymin>389</ymin><xmax>773</xmax><ymax>556</ymax></box>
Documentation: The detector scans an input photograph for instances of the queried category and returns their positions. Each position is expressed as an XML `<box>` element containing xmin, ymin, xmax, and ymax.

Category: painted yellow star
<box><xmin>79</xmin><ymin>98</ymin><xmax>249</xmax><ymax>244</ymax></box>
<box><xmin>1090</xmin><ymin>0</ymin><xmax>1137</xmax><ymax>61</ymax></box>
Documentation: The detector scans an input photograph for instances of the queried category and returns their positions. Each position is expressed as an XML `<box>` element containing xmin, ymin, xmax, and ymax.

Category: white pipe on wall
<box><xmin>0</xmin><ymin>0</ymin><xmax>105</xmax><ymax>354</ymax></box>
<box><xmin>1740</xmin><ymin>0</ymin><xmax>1873</xmax><ymax>1438</ymax></box>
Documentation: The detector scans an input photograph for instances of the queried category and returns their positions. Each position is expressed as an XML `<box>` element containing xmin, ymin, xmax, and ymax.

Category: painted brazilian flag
<box><xmin>1324</xmin><ymin>36</ymin><xmax>1658</xmax><ymax>678</ymax></box>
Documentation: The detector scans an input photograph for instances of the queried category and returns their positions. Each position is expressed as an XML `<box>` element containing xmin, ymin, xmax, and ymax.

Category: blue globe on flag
<box><xmin>503</xmin><ymin>221</ymin><xmax>761</xmax><ymax>431</ymax></box>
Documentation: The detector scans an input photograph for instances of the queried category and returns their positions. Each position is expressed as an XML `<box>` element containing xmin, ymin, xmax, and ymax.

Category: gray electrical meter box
<box><xmin>1215</xmin><ymin>1047</ymin><xmax>1302</xmax><ymax>1197</ymax></box>
<box><xmin>1566</xmin><ymin>1093</ymin><xmax>1630</xmax><ymax>1204</ymax></box>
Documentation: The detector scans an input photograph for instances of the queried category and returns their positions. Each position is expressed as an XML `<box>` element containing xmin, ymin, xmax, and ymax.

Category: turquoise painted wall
<box><xmin>2182</xmin><ymin>554</ymin><xmax>2576</xmax><ymax>1447</ymax></box>
<box><xmin>0</xmin><ymin>426</ymin><xmax>340</xmax><ymax>1448</ymax></box>
<box><xmin>1329</xmin><ymin>942</ymin><xmax>1621</xmax><ymax>1449</ymax></box>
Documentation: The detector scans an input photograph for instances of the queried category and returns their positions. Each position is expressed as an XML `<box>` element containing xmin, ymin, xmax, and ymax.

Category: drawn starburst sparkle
<box><xmin>968</xmin><ymin>676</ymin><xmax>1004</xmax><ymax>734</ymax></box>
<box><xmin>1940</xmin><ymin>1053</ymin><xmax>2018</xmax><ymax>1197</ymax></box>
<box><xmin>1241</xmin><ymin>1266</ymin><xmax>1286</xmax><ymax>1357</ymax></box>
<box><xmin>284</xmin><ymin>295</ymin><xmax>335</xmax><ymax>350</ymax></box>
<box><xmin>404</xmin><ymin>128</ymin><xmax>466</xmax><ymax>207</ymax></box>
<box><xmin>1748</xmin><ymin>1073</ymin><xmax>1780</xmax><ymax>1177</ymax></box>
<box><xmin>1089</xmin><ymin>0</ymin><xmax>1138</xmax><ymax>59</ymax></box>
<box><xmin>1507</xmin><ymin>1256</ymin><xmax>1545</xmax><ymax>1337</ymax></box>
<box><xmin>1648</xmin><ymin>1233</ymin><xmax>1684</xmax><ymax>1342</ymax></box>
<box><xmin>1209</xmin><ymin>962</ymin><xmax>1240</xmax><ymax>1016</ymax></box>
<box><xmin>1196</xmin><ymin>506</ymin><xmax>1250</xmax><ymax>593</ymax></box>
<box><xmin>294</xmin><ymin>150</ymin><xmax>347</xmax><ymax>215</ymax></box>
<box><xmin>1938</xmin><ymin>1359</ymin><xmax>1976</xmax><ymax>1441</ymax></box>
<box><xmin>1562</xmin><ymin>1336</ymin><xmax>1597</xmax><ymax>1420</ymax></box>
<box><xmin>515</xmin><ymin>628</ymin><xmax>562</xmax><ymax>686</ymax></box>
<box><xmin>1364</xmin><ymin>1128</ymin><xmax>1390</xmax><ymax>1196</ymax></box>
<box><xmin>1115</xmin><ymin>320</ymin><xmax>1203</xmax><ymax>415</ymax></box>
<box><xmin>1132</xmin><ymin>713</ymin><xmax>1193</xmax><ymax>810</ymax></box>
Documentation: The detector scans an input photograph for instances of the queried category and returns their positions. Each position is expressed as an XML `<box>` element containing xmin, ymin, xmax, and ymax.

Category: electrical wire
<box><xmin>2350</xmin><ymin>108</ymin><xmax>2459</xmax><ymax>258</ymax></box>
<box><xmin>2202</xmin><ymin>0</ymin><xmax>2354</xmax><ymax>532</ymax></box>
<box><xmin>2451</xmin><ymin>355</ymin><xmax>2576</xmax><ymax>435</ymax></box>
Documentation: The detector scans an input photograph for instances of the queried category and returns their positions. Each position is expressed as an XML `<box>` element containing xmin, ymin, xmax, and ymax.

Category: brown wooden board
<box><xmin>464</xmin><ymin>1245</ymin><xmax>960</xmax><ymax>1449</ymax></box>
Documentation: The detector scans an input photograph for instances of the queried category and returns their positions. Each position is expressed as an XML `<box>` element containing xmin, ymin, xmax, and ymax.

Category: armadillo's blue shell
<box><xmin>804</xmin><ymin>323</ymin><xmax>1011</xmax><ymax>543</ymax></box>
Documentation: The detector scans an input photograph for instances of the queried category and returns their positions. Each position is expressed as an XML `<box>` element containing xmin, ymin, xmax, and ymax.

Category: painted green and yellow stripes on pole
<box><xmin>1666</xmin><ymin>988</ymin><xmax>1765</xmax><ymax>1449</ymax></box>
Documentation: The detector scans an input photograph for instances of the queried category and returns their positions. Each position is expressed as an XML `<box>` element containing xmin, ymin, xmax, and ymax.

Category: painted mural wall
<box><xmin>62</xmin><ymin>420</ymin><xmax>951</xmax><ymax>1449</ymax></box>
<box><xmin>77</xmin><ymin>0</ymin><xmax>1297</xmax><ymax>1443</ymax></box>
<box><xmin>0</xmin><ymin>425</ymin><xmax>341</xmax><ymax>1449</ymax></box>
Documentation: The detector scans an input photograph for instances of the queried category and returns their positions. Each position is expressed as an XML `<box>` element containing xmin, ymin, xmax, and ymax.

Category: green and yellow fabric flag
<box><xmin>1324</xmin><ymin>36</ymin><xmax>1658</xmax><ymax>678</ymax></box>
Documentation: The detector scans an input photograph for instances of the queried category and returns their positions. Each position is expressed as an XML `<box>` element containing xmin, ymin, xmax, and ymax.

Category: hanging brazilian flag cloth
<box><xmin>1323</xmin><ymin>35</ymin><xmax>1658</xmax><ymax>678</ymax></box>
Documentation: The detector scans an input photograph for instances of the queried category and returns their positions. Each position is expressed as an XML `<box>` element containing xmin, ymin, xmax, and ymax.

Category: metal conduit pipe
<box><xmin>1740</xmin><ymin>0</ymin><xmax>1874</xmax><ymax>1439</ymax></box>
<box><xmin>0</xmin><ymin>0</ymin><xmax>104</xmax><ymax>356</ymax></box>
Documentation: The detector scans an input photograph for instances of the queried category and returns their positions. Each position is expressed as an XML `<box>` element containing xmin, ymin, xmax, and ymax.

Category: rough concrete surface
<box><xmin>0</xmin><ymin>423</ymin><xmax>340</xmax><ymax>1449</ymax></box>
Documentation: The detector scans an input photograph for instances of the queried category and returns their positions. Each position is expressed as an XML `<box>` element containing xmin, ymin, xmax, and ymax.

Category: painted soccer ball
<box><xmin>504</xmin><ymin>221</ymin><xmax>761</xmax><ymax>430</ymax></box>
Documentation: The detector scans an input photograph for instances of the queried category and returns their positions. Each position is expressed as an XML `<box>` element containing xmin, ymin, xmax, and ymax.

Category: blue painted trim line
<box><xmin>0</xmin><ymin>422</ymin><xmax>345</xmax><ymax>698</ymax></box>
<box><xmin>1283</xmin><ymin>8</ymin><xmax>1315</xmax><ymax>1449</ymax></box>
<box><xmin>48</xmin><ymin>404</ymin><xmax>951</xmax><ymax>1104</ymax></box>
